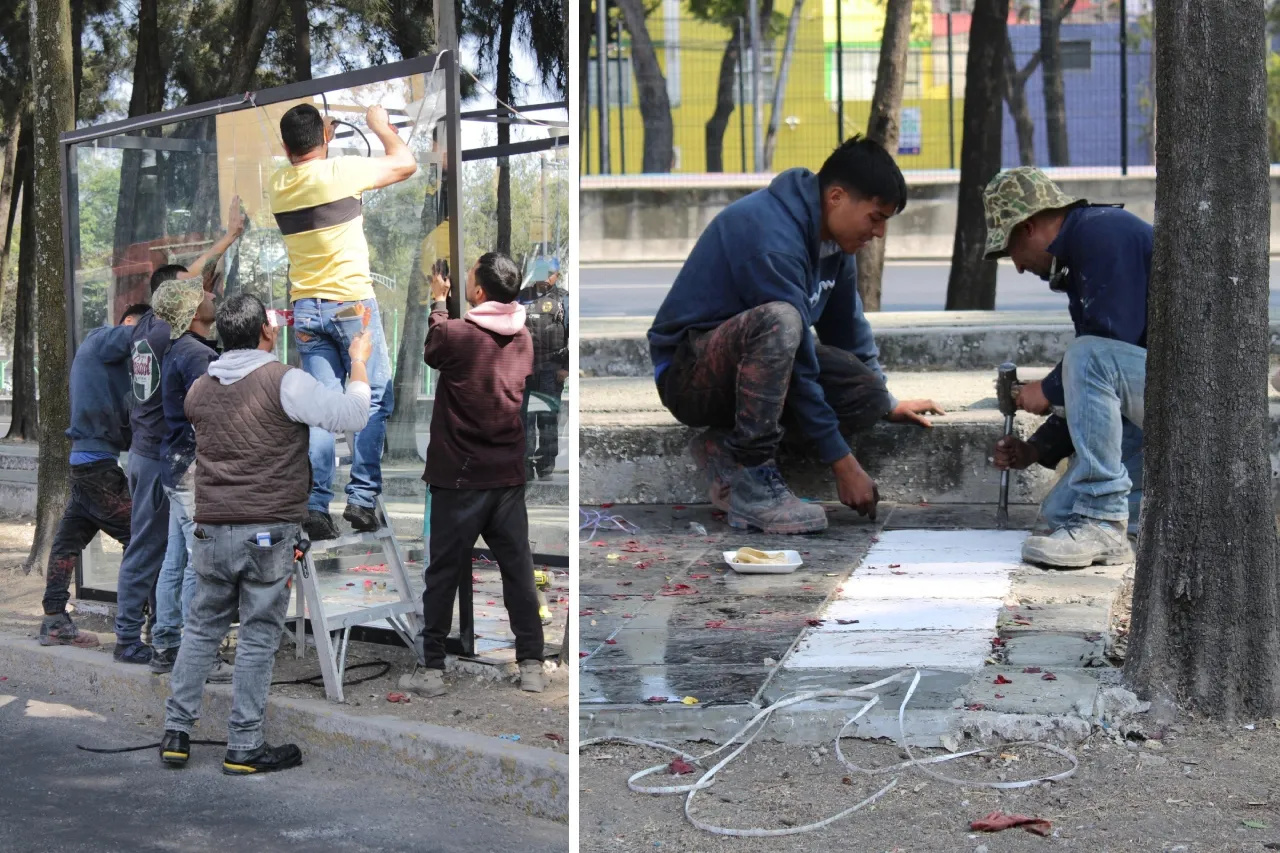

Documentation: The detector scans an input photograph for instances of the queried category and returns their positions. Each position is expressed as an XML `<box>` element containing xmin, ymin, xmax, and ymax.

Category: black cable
<box><xmin>74</xmin><ymin>660</ymin><xmax>393</xmax><ymax>755</ymax></box>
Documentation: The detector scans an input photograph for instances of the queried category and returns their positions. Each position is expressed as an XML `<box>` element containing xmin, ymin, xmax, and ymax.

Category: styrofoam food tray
<box><xmin>722</xmin><ymin>549</ymin><xmax>804</xmax><ymax>574</ymax></box>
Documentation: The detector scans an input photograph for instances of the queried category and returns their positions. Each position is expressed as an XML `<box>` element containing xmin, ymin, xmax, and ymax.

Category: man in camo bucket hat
<box><xmin>982</xmin><ymin>167</ymin><xmax>1153</xmax><ymax>570</ymax></box>
<box><xmin>152</xmin><ymin>280</ymin><xmax>207</xmax><ymax>340</ymax></box>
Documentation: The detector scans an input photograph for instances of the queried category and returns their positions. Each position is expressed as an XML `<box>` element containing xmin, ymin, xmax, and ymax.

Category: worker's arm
<box><xmin>279</xmin><ymin>331</ymin><xmax>373</xmax><ymax>433</ymax></box>
<box><xmin>362</xmin><ymin>105</ymin><xmax>418</xmax><ymax>190</ymax></box>
<box><xmin>178</xmin><ymin>195</ymin><xmax>247</xmax><ymax>292</ymax></box>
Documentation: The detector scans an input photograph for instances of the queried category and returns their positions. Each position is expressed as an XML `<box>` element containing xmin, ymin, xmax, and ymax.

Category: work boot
<box><xmin>727</xmin><ymin>463</ymin><xmax>828</xmax><ymax>535</ymax></box>
<box><xmin>222</xmin><ymin>742</ymin><xmax>303</xmax><ymax>776</ymax></box>
<box><xmin>689</xmin><ymin>430</ymin><xmax>733</xmax><ymax>512</ymax></box>
<box><xmin>398</xmin><ymin>668</ymin><xmax>447</xmax><ymax>697</ymax></box>
<box><xmin>149</xmin><ymin>646</ymin><xmax>178</xmax><ymax>674</ymax></box>
<box><xmin>519</xmin><ymin>660</ymin><xmax>545</xmax><ymax>693</ymax></box>
<box><xmin>343</xmin><ymin>503</ymin><xmax>379</xmax><ymax>533</ymax></box>
<box><xmin>39</xmin><ymin>613</ymin><xmax>99</xmax><ymax>648</ymax></box>
<box><xmin>206</xmin><ymin>656</ymin><xmax>235</xmax><ymax>685</ymax></box>
<box><xmin>159</xmin><ymin>730</ymin><xmax>190</xmax><ymax>766</ymax></box>
<box><xmin>113</xmin><ymin>640</ymin><xmax>154</xmax><ymax>665</ymax></box>
<box><xmin>303</xmin><ymin>510</ymin><xmax>339</xmax><ymax>542</ymax></box>
<box><xmin>1021</xmin><ymin>516</ymin><xmax>1134</xmax><ymax>569</ymax></box>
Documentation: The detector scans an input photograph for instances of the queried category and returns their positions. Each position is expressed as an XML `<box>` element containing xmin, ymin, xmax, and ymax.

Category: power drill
<box><xmin>995</xmin><ymin>362</ymin><xmax>1023</xmax><ymax>529</ymax></box>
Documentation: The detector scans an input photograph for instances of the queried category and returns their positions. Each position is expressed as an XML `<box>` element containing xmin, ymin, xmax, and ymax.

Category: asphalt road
<box><xmin>0</xmin><ymin>686</ymin><xmax>568</xmax><ymax>853</ymax></box>
<box><xmin>579</xmin><ymin>260</ymin><xmax>1280</xmax><ymax>316</ymax></box>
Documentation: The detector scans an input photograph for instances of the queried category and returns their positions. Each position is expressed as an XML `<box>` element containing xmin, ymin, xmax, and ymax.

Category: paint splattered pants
<box><xmin>42</xmin><ymin>460</ymin><xmax>132</xmax><ymax>615</ymax></box>
<box><xmin>658</xmin><ymin>302</ymin><xmax>894</xmax><ymax>466</ymax></box>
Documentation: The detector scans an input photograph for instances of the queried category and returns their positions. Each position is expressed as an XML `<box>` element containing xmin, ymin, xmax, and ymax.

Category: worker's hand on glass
<box><xmin>886</xmin><ymin>398</ymin><xmax>945</xmax><ymax>428</ymax></box>
<box><xmin>994</xmin><ymin>436</ymin><xmax>1040</xmax><ymax>471</ymax></box>
<box><xmin>348</xmin><ymin>328</ymin><xmax>373</xmax><ymax>365</ymax></box>
<box><xmin>833</xmin><ymin>454</ymin><xmax>879</xmax><ymax>520</ymax></box>
<box><xmin>556</xmin><ymin>369</ymin><xmax>569</xmax><ymax>384</ymax></box>
<box><xmin>431</xmin><ymin>270</ymin><xmax>451</xmax><ymax>303</ymax></box>
<box><xmin>227</xmin><ymin>194</ymin><xmax>247</xmax><ymax>237</ymax></box>
<box><xmin>365</xmin><ymin>105</ymin><xmax>391</xmax><ymax>134</ymax></box>
<box><xmin>1015</xmin><ymin>380</ymin><xmax>1053</xmax><ymax>415</ymax></box>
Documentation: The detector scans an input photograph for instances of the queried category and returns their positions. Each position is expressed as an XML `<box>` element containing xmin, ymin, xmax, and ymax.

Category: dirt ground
<box><xmin>0</xmin><ymin>521</ymin><xmax>569</xmax><ymax>752</ymax></box>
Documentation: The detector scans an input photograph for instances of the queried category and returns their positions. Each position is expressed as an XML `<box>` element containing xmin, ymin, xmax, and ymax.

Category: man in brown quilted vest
<box><xmin>159</xmin><ymin>293</ymin><xmax>373</xmax><ymax>775</ymax></box>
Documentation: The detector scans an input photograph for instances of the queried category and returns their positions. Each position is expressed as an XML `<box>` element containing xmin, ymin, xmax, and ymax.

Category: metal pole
<box><xmin>947</xmin><ymin>12</ymin><xmax>956</xmax><ymax>170</ymax></box>
<box><xmin>542</xmin><ymin>155</ymin><xmax>550</xmax><ymax>245</ymax></box>
<box><xmin>596</xmin><ymin>0</ymin><xmax>611</xmax><ymax>174</ymax></box>
<box><xmin>836</xmin><ymin>0</ymin><xmax>844</xmax><ymax>143</ymax></box>
<box><xmin>738</xmin><ymin>18</ymin><xmax>747</xmax><ymax>172</ymax></box>
<box><xmin>1119</xmin><ymin>0</ymin><xmax>1128</xmax><ymax>175</ymax></box>
<box><xmin>749</xmin><ymin>0</ymin><xmax>763</xmax><ymax>171</ymax></box>
<box><xmin>616</xmin><ymin>18</ymin><xmax>626</xmax><ymax>174</ymax></box>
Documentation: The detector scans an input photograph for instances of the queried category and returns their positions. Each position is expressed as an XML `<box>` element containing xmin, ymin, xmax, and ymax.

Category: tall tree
<box><xmin>853</xmin><ymin>0</ymin><xmax>912</xmax><ymax>312</ymax></box>
<box><xmin>689</xmin><ymin>0</ymin><xmax>775</xmax><ymax>173</ymax></box>
<box><xmin>943</xmin><ymin>0</ymin><xmax>1007</xmax><ymax>310</ymax></box>
<box><xmin>6</xmin><ymin>131</ymin><xmax>34</xmax><ymax>440</ymax></box>
<box><xmin>1125</xmin><ymin>0</ymin><xmax>1278</xmax><ymax>717</ymax></box>
<box><xmin>762</xmin><ymin>0</ymin><xmax>802</xmax><ymax>170</ymax></box>
<box><xmin>0</xmin><ymin>98</ymin><xmax>24</xmax><ymax>323</ymax></box>
<box><xmin>616</xmin><ymin>0</ymin><xmax>673</xmax><ymax>172</ymax></box>
<box><xmin>1039</xmin><ymin>0</ymin><xmax>1069</xmax><ymax>165</ymax></box>
<box><xmin>290</xmin><ymin>0</ymin><xmax>312</xmax><ymax>81</ymax></box>
<box><xmin>1002</xmin><ymin>0</ymin><xmax>1075</xmax><ymax>166</ymax></box>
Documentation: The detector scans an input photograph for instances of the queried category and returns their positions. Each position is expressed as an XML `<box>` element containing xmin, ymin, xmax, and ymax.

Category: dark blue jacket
<box><xmin>1040</xmin><ymin>206</ymin><xmax>1153</xmax><ymax>405</ymax></box>
<box><xmin>67</xmin><ymin>324</ymin><xmax>134</xmax><ymax>456</ymax></box>
<box><xmin>647</xmin><ymin>168</ymin><xmax>886</xmax><ymax>464</ymax></box>
<box><xmin>160</xmin><ymin>331</ymin><xmax>219</xmax><ymax>488</ymax></box>
<box><xmin>128</xmin><ymin>310</ymin><xmax>173</xmax><ymax>460</ymax></box>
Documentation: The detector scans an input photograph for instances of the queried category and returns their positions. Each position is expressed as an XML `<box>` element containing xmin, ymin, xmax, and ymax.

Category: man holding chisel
<box><xmin>983</xmin><ymin>168</ymin><xmax>1151</xmax><ymax>569</ymax></box>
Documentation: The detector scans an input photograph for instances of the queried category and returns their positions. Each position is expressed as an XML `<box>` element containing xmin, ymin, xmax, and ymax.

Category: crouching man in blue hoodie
<box><xmin>647</xmin><ymin>137</ymin><xmax>942</xmax><ymax>534</ymax></box>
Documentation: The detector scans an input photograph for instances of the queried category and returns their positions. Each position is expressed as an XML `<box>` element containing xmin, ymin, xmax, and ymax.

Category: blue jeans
<box><xmin>292</xmin><ymin>297</ymin><xmax>394</xmax><ymax>511</ymax></box>
<box><xmin>114</xmin><ymin>453</ymin><xmax>170</xmax><ymax>644</ymax></box>
<box><xmin>1040</xmin><ymin>336</ymin><xmax>1146</xmax><ymax>529</ymax></box>
<box><xmin>152</xmin><ymin>487</ymin><xmax>196</xmax><ymax>651</ymax></box>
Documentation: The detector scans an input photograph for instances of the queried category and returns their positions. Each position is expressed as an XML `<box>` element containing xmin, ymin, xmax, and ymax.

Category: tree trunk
<box><xmin>579</xmin><ymin>0</ymin><xmax>592</xmax><ymax>170</ymax></box>
<box><xmin>495</xmin><ymin>0</ymin><xmax>516</xmax><ymax>255</ymax></box>
<box><xmin>71</xmin><ymin>0</ymin><xmax>83</xmax><ymax>117</ymax></box>
<box><xmin>1124</xmin><ymin>0</ymin><xmax>1279</xmax><ymax>718</ymax></box>
<box><xmin>616</xmin><ymin>0</ymin><xmax>673</xmax><ymax>173</ymax></box>
<box><xmin>291</xmin><ymin>0</ymin><xmax>312</xmax><ymax>82</ymax></box>
<box><xmin>1040</xmin><ymin>0</ymin><xmax>1069</xmax><ymax>166</ymax></box>
<box><xmin>763</xmin><ymin>0</ymin><xmax>804</xmax><ymax>171</ymax></box>
<box><xmin>944</xmin><ymin>0</ymin><xmax>1007</xmax><ymax>311</ymax></box>
<box><xmin>1003</xmin><ymin>38</ymin><xmax>1042</xmax><ymax>166</ymax></box>
<box><xmin>223</xmin><ymin>0</ymin><xmax>284</xmax><ymax>95</ymax></box>
<box><xmin>7</xmin><ymin>135</ymin><xmax>35</xmax><ymax>441</ymax></box>
<box><xmin>25</xmin><ymin>0</ymin><xmax>75</xmax><ymax>574</ymax></box>
<box><xmin>704</xmin><ymin>22</ymin><xmax>743</xmax><ymax>174</ymax></box>
<box><xmin>854</xmin><ymin>0</ymin><xmax>912</xmax><ymax>312</ymax></box>
<box><xmin>0</xmin><ymin>99</ymin><xmax>24</xmax><ymax>320</ymax></box>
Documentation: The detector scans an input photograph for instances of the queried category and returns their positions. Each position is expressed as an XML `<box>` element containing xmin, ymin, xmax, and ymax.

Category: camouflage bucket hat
<box><xmin>983</xmin><ymin>167</ymin><xmax>1084</xmax><ymax>260</ymax></box>
<box><xmin>152</xmin><ymin>280</ymin><xmax>205</xmax><ymax>339</ymax></box>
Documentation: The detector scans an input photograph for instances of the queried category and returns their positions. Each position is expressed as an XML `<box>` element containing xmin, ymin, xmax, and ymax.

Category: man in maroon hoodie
<box><xmin>400</xmin><ymin>252</ymin><xmax>545</xmax><ymax>697</ymax></box>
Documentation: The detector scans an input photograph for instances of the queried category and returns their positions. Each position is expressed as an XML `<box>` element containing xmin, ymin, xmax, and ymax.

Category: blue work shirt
<box><xmin>159</xmin><ymin>331</ymin><xmax>219</xmax><ymax>488</ymax></box>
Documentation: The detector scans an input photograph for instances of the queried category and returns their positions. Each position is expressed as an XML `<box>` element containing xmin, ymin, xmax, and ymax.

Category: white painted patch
<box><xmin>0</xmin><ymin>695</ymin><xmax>17</xmax><ymax>710</ymax></box>
<box><xmin>784</xmin><ymin>528</ymin><xmax>1027</xmax><ymax>671</ymax></box>
<box><xmin>23</xmin><ymin>699</ymin><xmax>104</xmax><ymax>721</ymax></box>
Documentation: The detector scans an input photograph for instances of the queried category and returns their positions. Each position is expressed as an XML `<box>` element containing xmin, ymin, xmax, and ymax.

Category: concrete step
<box><xmin>582</xmin><ymin>313</ymin><xmax>1280</xmax><ymax>377</ymax></box>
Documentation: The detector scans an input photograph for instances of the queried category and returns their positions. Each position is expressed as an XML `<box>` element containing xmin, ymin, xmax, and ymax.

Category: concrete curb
<box><xmin>0</xmin><ymin>632</ymin><xmax>568</xmax><ymax>822</ymax></box>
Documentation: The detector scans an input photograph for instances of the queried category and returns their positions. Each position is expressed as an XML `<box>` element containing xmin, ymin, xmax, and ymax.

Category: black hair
<box><xmin>150</xmin><ymin>264</ymin><xmax>187</xmax><ymax>294</ymax></box>
<box><xmin>817</xmin><ymin>135</ymin><xmax>908</xmax><ymax>214</ymax></box>
<box><xmin>280</xmin><ymin>104</ymin><xmax>326</xmax><ymax>157</ymax></box>
<box><xmin>473</xmin><ymin>252</ymin><xmax>521</xmax><ymax>304</ymax></box>
<box><xmin>120</xmin><ymin>303</ymin><xmax>151</xmax><ymax>323</ymax></box>
<box><xmin>215</xmin><ymin>293</ymin><xmax>268</xmax><ymax>351</ymax></box>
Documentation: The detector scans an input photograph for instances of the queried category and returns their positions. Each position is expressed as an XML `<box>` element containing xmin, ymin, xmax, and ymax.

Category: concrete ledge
<box><xmin>0</xmin><ymin>632</ymin><xmax>568</xmax><ymax>822</ymax></box>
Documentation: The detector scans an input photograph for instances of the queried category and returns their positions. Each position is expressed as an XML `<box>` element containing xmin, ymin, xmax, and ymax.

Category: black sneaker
<box><xmin>113</xmin><ymin>640</ymin><xmax>154</xmax><ymax>665</ymax></box>
<box><xmin>149</xmin><ymin>646</ymin><xmax>178</xmax><ymax>674</ymax></box>
<box><xmin>303</xmin><ymin>510</ymin><xmax>339</xmax><ymax>541</ymax></box>
<box><xmin>342</xmin><ymin>503</ymin><xmax>379</xmax><ymax>533</ymax></box>
<box><xmin>160</xmin><ymin>730</ymin><xmax>189</xmax><ymax>766</ymax></box>
<box><xmin>223</xmin><ymin>742</ymin><xmax>303</xmax><ymax>776</ymax></box>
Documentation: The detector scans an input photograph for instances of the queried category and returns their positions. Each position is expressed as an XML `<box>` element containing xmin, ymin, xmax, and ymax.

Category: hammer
<box><xmin>995</xmin><ymin>362</ymin><xmax>1023</xmax><ymax>529</ymax></box>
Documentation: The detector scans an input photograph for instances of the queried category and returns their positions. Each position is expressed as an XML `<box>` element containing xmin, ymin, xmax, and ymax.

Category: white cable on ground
<box><xmin>581</xmin><ymin>667</ymin><xmax>1079</xmax><ymax>838</ymax></box>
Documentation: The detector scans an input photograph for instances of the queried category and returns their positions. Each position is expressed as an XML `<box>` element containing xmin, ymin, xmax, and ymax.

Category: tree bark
<box><xmin>1040</xmin><ymin>0</ymin><xmax>1069</xmax><ymax>166</ymax></box>
<box><xmin>6</xmin><ymin>132</ymin><xmax>35</xmax><ymax>441</ymax></box>
<box><xmin>944</xmin><ymin>0</ymin><xmax>1007</xmax><ymax>311</ymax></box>
<box><xmin>616</xmin><ymin>0</ymin><xmax>673</xmax><ymax>173</ymax></box>
<box><xmin>0</xmin><ymin>99</ymin><xmax>24</xmax><ymax>322</ymax></box>
<box><xmin>495</xmin><ymin>0</ymin><xmax>516</xmax><ymax>255</ymax></box>
<box><xmin>854</xmin><ymin>0</ymin><xmax>912</xmax><ymax>312</ymax></box>
<box><xmin>763</xmin><ymin>0</ymin><xmax>804</xmax><ymax>171</ymax></box>
<box><xmin>1002</xmin><ymin>38</ymin><xmax>1042</xmax><ymax>166</ymax></box>
<box><xmin>71</xmin><ymin>0</ymin><xmax>83</xmax><ymax>117</ymax></box>
<box><xmin>1124</xmin><ymin>0</ymin><xmax>1279</xmax><ymax>718</ymax></box>
<box><xmin>224</xmin><ymin>0</ymin><xmax>284</xmax><ymax>95</ymax></box>
<box><xmin>704</xmin><ymin>21</ymin><xmax>743</xmax><ymax>174</ymax></box>
<box><xmin>291</xmin><ymin>0</ymin><xmax>312</xmax><ymax>82</ymax></box>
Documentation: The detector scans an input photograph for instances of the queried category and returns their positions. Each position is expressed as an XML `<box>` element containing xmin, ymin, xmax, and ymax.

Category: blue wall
<box><xmin>1001</xmin><ymin>22</ymin><xmax>1154</xmax><ymax>169</ymax></box>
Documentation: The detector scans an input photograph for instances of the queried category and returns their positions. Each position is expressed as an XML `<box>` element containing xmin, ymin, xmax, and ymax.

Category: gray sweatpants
<box><xmin>164</xmin><ymin>521</ymin><xmax>300</xmax><ymax>752</ymax></box>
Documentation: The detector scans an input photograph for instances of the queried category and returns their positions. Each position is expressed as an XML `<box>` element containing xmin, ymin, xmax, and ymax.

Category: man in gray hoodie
<box><xmin>159</xmin><ymin>293</ymin><xmax>372</xmax><ymax>775</ymax></box>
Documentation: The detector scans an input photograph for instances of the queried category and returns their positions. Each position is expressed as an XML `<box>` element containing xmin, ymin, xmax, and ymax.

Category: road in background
<box><xmin>580</xmin><ymin>260</ymin><xmax>1280</xmax><ymax>316</ymax></box>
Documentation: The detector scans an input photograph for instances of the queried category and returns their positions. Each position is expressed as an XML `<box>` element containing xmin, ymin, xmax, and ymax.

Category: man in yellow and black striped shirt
<box><xmin>269</xmin><ymin>103</ymin><xmax>417</xmax><ymax>541</ymax></box>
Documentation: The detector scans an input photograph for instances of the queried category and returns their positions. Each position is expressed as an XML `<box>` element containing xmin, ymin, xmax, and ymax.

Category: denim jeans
<box><xmin>114</xmin><ymin>453</ymin><xmax>170</xmax><ymax>644</ymax></box>
<box><xmin>151</xmin><ymin>487</ymin><xmax>196</xmax><ymax>651</ymax></box>
<box><xmin>1041</xmin><ymin>335</ymin><xmax>1146</xmax><ymax>527</ymax></box>
<box><xmin>292</xmin><ymin>297</ymin><xmax>394</xmax><ymax>511</ymax></box>
<box><xmin>164</xmin><ymin>522</ymin><xmax>301</xmax><ymax>752</ymax></box>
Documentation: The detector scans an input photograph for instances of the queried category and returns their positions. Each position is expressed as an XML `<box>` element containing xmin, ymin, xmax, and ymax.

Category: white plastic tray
<box><xmin>722</xmin><ymin>549</ymin><xmax>804</xmax><ymax>574</ymax></box>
